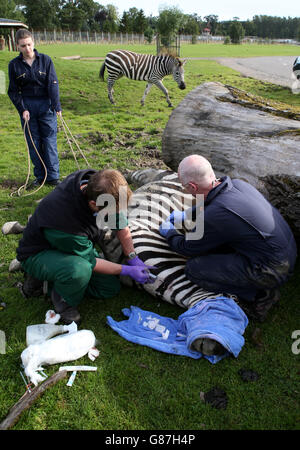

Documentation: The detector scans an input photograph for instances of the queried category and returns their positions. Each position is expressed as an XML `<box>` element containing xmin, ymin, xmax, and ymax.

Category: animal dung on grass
<box><xmin>200</xmin><ymin>386</ymin><xmax>228</xmax><ymax>409</ymax></box>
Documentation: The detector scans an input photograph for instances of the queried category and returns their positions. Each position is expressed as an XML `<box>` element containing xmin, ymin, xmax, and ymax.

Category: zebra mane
<box><xmin>158</xmin><ymin>52</ymin><xmax>182</xmax><ymax>64</ymax></box>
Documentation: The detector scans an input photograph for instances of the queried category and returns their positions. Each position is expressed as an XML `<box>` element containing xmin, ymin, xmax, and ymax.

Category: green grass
<box><xmin>0</xmin><ymin>43</ymin><xmax>299</xmax><ymax>430</ymax></box>
<box><xmin>31</xmin><ymin>42</ymin><xmax>300</xmax><ymax>58</ymax></box>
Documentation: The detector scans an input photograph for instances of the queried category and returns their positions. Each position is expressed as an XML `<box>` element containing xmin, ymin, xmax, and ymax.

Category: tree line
<box><xmin>1</xmin><ymin>1</ymin><xmax>300</xmax><ymax>42</ymax></box>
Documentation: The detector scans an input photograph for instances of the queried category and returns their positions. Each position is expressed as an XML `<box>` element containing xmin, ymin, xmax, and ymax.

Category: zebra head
<box><xmin>172</xmin><ymin>58</ymin><xmax>186</xmax><ymax>90</ymax></box>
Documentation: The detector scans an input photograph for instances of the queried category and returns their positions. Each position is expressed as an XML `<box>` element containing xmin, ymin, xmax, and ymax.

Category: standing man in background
<box><xmin>8</xmin><ymin>29</ymin><xmax>61</xmax><ymax>187</ymax></box>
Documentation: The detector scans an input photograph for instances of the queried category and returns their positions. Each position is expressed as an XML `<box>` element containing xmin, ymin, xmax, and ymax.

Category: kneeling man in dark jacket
<box><xmin>159</xmin><ymin>154</ymin><xmax>297</xmax><ymax>322</ymax></box>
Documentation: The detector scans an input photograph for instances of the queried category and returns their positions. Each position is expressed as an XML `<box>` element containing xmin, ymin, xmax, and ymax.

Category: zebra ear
<box><xmin>177</xmin><ymin>58</ymin><xmax>187</xmax><ymax>67</ymax></box>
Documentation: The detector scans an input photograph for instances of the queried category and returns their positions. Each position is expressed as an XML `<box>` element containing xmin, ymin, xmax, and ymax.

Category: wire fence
<box><xmin>32</xmin><ymin>30</ymin><xmax>148</xmax><ymax>44</ymax></box>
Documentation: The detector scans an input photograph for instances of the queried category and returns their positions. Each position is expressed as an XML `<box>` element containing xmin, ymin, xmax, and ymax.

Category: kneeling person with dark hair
<box><xmin>17</xmin><ymin>169</ymin><xmax>152</xmax><ymax>324</ymax></box>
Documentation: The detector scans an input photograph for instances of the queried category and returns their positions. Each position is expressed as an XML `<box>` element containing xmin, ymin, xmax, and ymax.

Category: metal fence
<box><xmin>32</xmin><ymin>30</ymin><xmax>148</xmax><ymax>44</ymax></box>
<box><xmin>28</xmin><ymin>30</ymin><xmax>300</xmax><ymax>46</ymax></box>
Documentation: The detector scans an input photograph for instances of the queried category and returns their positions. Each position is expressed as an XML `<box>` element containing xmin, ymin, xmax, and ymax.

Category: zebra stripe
<box><xmin>99</xmin><ymin>169</ymin><xmax>223</xmax><ymax>309</ymax></box>
<box><xmin>99</xmin><ymin>50</ymin><xmax>186</xmax><ymax>107</ymax></box>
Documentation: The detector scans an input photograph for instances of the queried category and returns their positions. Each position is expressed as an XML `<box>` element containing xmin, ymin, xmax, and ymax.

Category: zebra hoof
<box><xmin>191</xmin><ymin>338</ymin><xmax>226</xmax><ymax>356</ymax></box>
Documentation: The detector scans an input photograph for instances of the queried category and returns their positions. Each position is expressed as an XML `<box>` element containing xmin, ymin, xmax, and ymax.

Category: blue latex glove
<box><xmin>169</xmin><ymin>210</ymin><xmax>186</xmax><ymax>225</ymax></box>
<box><xmin>120</xmin><ymin>265</ymin><xmax>151</xmax><ymax>284</ymax></box>
<box><xmin>159</xmin><ymin>219</ymin><xmax>175</xmax><ymax>237</ymax></box>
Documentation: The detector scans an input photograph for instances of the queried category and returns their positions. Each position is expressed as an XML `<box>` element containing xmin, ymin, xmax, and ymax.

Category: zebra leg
<box><xmin>155</xmin><ymin>80</ymin><xmax>173</xmax><ymax>107</ymax></box>
<box><xmin>141</xmin><ymin>83</ymin><xmax>153</xmax><ymax>106</ymax></box>
<box><xmin>107</xmin><ymin>77</ymin><xmax>116</xmax><ymax>104</ymax></box>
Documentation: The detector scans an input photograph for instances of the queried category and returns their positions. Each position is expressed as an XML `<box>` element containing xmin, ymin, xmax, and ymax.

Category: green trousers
<box><xmin>21</xmin><ymin>249</ymin><xmax>121</xmax><ymax>307</ymax></box>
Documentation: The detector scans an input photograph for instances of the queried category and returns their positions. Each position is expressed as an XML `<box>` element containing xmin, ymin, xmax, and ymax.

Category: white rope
<box><xmin>60</xmin><ymin>115</ymin><xmax>90</xmax><ymax>168</ymax></box>
<box><xmin>10</xmin><ymin>119</ymin><xmax>47</xmax><ymax>197</ymax></box>
<box><xmin>10</xmin><ymin>114</ymin><xmax>90</xmax><ymax>197</ymax></box>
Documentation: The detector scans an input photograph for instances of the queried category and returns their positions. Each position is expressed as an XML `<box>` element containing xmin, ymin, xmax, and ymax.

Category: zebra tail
<box><xmin>99</xmin><ymin>62</ymin><xmax>106</xmax><ymax>81</ymax></box>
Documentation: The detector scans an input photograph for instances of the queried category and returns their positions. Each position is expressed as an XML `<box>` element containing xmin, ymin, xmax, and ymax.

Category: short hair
<box><xmin>85</xmin><ymin>169</ymin><xmax>132</xmax><ymax>209</ymax></box>
<box><xmin>15</xmin><ymin>29</ymin><xmax>33</xmax><ymax>44</ymax></box>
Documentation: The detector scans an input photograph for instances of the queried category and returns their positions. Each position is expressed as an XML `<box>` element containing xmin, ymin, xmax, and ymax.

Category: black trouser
<box><xmin>184</xmin><ymin>253</ymin><xmax>291</xmax><ymax>302</ymax></box>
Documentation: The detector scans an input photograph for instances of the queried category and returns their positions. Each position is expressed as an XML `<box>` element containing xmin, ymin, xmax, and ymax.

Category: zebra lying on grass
<box><xmin>99</xmin><ymin>169</ymin><xmax>222</xmax><ymax>306</ymax></box>
<box><xmin>4</xmin><ymin>169</ymin><xmax>246</xmax><ymax>356</ymax></box>
<box><xmin>99</xmin><ymin>50</ymin><xmax>186</xmax><ymax>107</ymax></box>
<box><xmin>98</xmin><ymin>169</ymin><xmax>245</xmax><ymax>356</ymax></box>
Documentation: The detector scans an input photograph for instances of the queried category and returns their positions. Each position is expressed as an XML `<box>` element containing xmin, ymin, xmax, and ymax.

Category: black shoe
<box><xmin>21</xmin><ymin>273</ymin><xmax>44</xmax><ymax>298</ymax></box>
<box><xmin>191</xmin><ymin>338</ymin><xmax>226</xmax><ymax>356</ymax></box>
<box><xmin>50</xmin><ymin>288</ymin><xmax>81</xmax><ymax>324</ymax></box>
<box><xmin>60</xmin><ymin>306</ymin><xmax>81</xmax><ymax>325</ymax></box>
<box><xmin>50</xmin><ymin>288</ymin><xmax>69</xmax><ymax>313</ymax></box>
<box><xmin>26</xmin><ymin>179</ymin><xmax>42</xmax><ymax>189</ymax></box>
<box><xmin>252</xmin><ymin>288</ymin><xmax>280</xmax><ymax>322</ymax></box>
<box><xmin>238</xmin><ymin>289</ymin><xmax>280</xmax><ymax>322</ymax></box>
<box><xmin>46</xmin><ymin>179</ymin><xmax>60</xmax><ymax>186</ymax></box>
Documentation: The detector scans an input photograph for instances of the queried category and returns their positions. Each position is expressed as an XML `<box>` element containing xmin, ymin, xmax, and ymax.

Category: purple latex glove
<box><xmin>120</xmin><ymin>265</ymin><xmax>151</xmax><ymax>284</ymax></box>
<box><xmin>127</xmin><ymin>255</ymin><xmax>147</xmax><ymax>267</ymax></box>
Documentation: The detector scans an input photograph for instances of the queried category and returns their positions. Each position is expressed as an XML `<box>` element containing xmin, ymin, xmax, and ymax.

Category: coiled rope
<box><xmin>10</xmin><ymin>115</ymin><xmax>90</xmax><ymax>197</ymax></box>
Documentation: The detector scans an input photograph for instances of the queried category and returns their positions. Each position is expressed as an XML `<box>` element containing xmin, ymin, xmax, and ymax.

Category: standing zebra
<box><xmin>99</xmin><ymin>50</ymin><xmax>186</xmax><ymax>107</ymax></box>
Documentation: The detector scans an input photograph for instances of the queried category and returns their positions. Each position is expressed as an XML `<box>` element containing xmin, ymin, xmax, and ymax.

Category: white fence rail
<box><xmin>32</xmin><ymin>30</ymin><xmax>147</xmax><ymax>44</ymax></box>
<box><xmin>30</xmin><ymin>30</ymin><xmax>300</xmax><ymax>46</ymax></box>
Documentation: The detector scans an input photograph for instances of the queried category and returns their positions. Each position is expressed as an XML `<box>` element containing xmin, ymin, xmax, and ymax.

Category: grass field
<box><xmin>0</xmin><ymin>43</ymin><xmax>299</xmax><ymax>431</ymax></box>
<box><xmin>37</xmin><ymin>42</ymin><xmax>300</xmax><ymax>58</ymax></box>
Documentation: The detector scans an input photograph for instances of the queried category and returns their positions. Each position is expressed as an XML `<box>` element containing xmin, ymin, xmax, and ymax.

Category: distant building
<box><xmin>0</xmin><ymin>18</ymin><xmax>28</xmax><ymax>50</ymax></box>
<box><xmin>202</xmin><ymin>27</ymin><xmax>211</xmax><ymax>36</ymax></box>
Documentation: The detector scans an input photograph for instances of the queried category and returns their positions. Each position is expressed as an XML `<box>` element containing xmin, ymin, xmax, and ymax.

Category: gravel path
<box><xmin>215</xmin><ymin>55</ymin><xmax>299</xmax><ymax>88</ymax></box>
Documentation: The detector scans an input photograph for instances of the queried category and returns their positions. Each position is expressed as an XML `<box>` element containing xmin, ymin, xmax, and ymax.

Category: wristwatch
<box><xmin>128</xmin><ymin>251</ymin><xmax>137</xmax><ymax>260</ymax></box>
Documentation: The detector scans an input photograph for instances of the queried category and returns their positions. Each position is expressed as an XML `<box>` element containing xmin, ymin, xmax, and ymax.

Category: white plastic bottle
<box><xmin>26</xmin><ymin>322</ymin><xmax>77</xmax><ymax>345</ymax></box>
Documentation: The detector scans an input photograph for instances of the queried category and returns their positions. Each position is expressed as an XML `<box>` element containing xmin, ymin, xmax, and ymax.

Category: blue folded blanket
<box><xmin>107</xmin><ymin>297</ymin><xmax>248</xmax><ymax>364</ymax></box>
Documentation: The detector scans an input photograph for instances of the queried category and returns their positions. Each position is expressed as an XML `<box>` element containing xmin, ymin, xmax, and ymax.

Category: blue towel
<box><xmin>107</xmin><ymin>297</ymin><xmax>248</xmax><ymax>364</ymax></box>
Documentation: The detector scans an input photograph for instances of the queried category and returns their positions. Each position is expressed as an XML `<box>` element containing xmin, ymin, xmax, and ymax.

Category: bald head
<box><xmin>178</xmin><ymin>155</ymin><xmax>216</xmax><ymax>188</ymax></box>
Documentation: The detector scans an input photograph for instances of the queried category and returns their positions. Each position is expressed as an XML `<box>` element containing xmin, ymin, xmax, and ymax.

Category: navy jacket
<box><xmin>165</xmin><ymin>176</ymin><xmax>297</xmax><ymax>271</ymax></box>
<box><xmin>8</xmin><ymin>49</ymin><xmax>61</xmax><ymax>114</ymax></box>
<box><xmin>17</xmin><ymin>170</ymin><xmax>99</xmax><ymax>262</ymax></box>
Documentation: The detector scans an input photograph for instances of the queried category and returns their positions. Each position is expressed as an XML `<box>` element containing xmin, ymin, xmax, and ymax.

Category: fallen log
<box><xmin>0</xmin><ymin>370</ymin><xmax>68</xmax><ymax>430</ymax></box>
<box><xmin>162</xmin><ymin>82</ymin><xmax>300</xmax><ymax>241</ymax></box>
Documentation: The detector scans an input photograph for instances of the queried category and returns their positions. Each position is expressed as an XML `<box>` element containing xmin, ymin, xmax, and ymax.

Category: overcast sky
<box><xmin>107</xmin><ymin>0</ymin><xmax>299</xmax><ymax>21</ymax></box>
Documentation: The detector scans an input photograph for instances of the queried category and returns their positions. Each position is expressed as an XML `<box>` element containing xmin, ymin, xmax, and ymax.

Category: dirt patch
<box><xmin>61</xmin><ymin>55</ymin><xmax>104</xmax><ymax>61</ymax></box>
<box><xmin>0</xmin><ymin>179</ymin><xmax>21</xmax><ymax>190</ymax></box>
